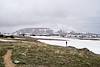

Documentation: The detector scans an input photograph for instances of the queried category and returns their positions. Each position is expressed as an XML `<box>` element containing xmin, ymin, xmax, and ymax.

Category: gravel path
<box><xmin>0</xmin><ymin>39</ymin><xmax>16</xmax><ymax>42</ymax></box>
<box><xmin>3</xmin><ymin>50</ymin><xmax>16</xmax><ymax>67</ymax></box>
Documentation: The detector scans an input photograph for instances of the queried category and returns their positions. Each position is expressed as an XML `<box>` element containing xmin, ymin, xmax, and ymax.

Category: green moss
<box><xmin>0</xmin><ymin>47</ymin><xmax>7</xmax><ymax>67</ymax></box>
<box><xmin>12</xmin><ymin>44</ymin><xmax>100</xmax><ymax>67</ymax></box>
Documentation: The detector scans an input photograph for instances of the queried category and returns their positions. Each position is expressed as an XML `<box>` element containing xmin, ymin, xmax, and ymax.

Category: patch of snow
<box><xmin>33</xmin><ymin>36</ymin><xmax>100</xmax><ymax>54</ymax></box>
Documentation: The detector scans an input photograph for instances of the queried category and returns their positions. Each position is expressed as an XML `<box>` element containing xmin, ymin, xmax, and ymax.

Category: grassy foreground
<box><xmin>0</xmin><ymin>37</ymin><xmax>100</xmax><ymax>67</ymax></box>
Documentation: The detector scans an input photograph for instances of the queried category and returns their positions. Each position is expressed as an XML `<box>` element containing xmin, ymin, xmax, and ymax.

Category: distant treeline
<box><xmin>0</xmin><ymin>34</ymin><xmax>14</xmax><ymax>38</ymax></box>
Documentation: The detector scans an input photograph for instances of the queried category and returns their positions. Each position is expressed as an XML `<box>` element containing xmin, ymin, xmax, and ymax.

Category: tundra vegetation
<box><xmin>0</xmin><ymin>37</ymin><xmax>100</xmax><ymax>67</ymax></box>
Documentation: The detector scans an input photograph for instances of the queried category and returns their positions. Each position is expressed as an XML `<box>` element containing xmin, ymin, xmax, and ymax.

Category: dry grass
<box><xmin>0</xmin><ymin>37</ymin><xmax>100</xmax><ymax>67</ymax></box>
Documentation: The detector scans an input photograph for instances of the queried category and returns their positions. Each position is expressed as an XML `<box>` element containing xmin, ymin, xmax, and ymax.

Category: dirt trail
<box><xmin>3</xmin><ymin>50</ymin><xmax>16</xmax><ymax>67</ymax></box>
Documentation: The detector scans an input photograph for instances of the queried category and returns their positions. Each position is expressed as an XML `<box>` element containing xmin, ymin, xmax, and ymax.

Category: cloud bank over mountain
<box><xmin>0</xmin><ymin>0</ymin><xmax>100</xmax><ymax>33</ymax></box>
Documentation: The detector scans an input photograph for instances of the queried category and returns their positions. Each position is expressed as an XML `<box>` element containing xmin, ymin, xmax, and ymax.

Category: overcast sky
<box><xmin>0</xmin><ymin>0</ymin><xmax>100</xmax><ymax>33</ymax></box>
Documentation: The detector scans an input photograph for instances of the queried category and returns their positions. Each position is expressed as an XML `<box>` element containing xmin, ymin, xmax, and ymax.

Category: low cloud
<box><xmin>0</xmin><ymin>0</ymin><xmax>100</xmax><ymax>33</ymax></box>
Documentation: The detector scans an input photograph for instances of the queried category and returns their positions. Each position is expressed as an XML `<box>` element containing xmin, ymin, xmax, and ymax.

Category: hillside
<box><xmin>0</xmin><ymin>37</ymin><xmax>100</xmax><ymax>67</ymax></box>
<box><xmin>13</xmin><ymin>28</ymin><xmax>53</xmax><ymax>35</ymax></box>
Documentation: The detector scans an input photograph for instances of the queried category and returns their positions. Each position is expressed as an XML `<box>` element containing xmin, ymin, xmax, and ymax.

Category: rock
<box><xmin>14</xmin><ymin>60</ymin><xmax>20</xmax><ymax>64</ymax></box>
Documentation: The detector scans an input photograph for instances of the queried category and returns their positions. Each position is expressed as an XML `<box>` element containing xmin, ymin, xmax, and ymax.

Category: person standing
<box><xmin>66</xmin><ymin>41</ymin><xmax>67</xmax><ymax>47</ymax></box>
